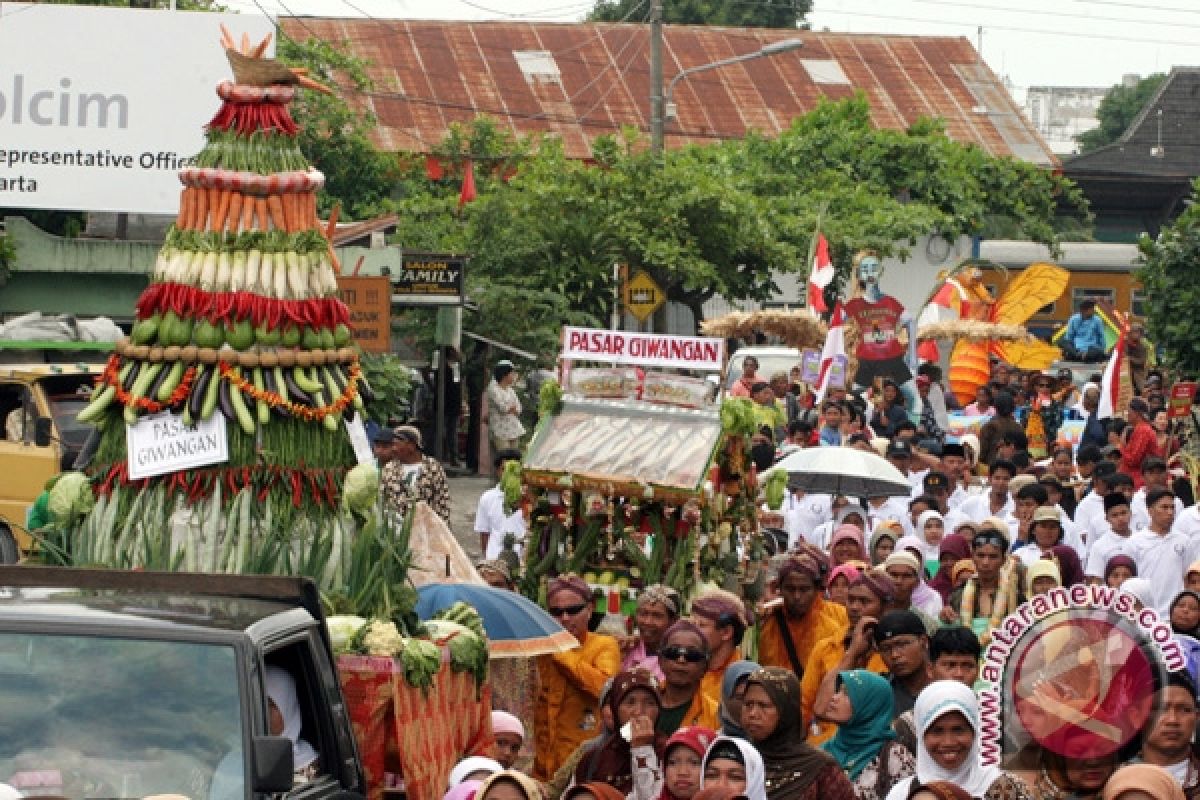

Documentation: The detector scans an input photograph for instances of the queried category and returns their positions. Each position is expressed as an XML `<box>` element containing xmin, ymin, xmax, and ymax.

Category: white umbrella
<box><xmin>764</xmin><ymin>446</ymin><xmax>912</xmax><ymax>498</ymax></box>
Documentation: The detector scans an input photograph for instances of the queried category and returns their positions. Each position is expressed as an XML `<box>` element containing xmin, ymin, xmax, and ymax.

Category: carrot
<box><xmin>194</xmin><ymin>188</ymin><xmax>210</xmax><ymax>231</ymax></box>
<box><xmin>206</xmin><ymin>187</ymin><xmax>220</xmax><ymax>231</ymax></box>
<box><xmin>325</xmin><ymin>202</ymin><xmax>340</xmax><ymax>240</ymax></box>
<box><xmin>211</xmin><ymin>189</ymin><xmax>232</xmax><ymax>233</ymax></box>
<box><xmin>251</xmin><ymin>32</ymin><xmax>273</xmax><ymax>59</ymax></box>
<box><xmin>241</xmin><ymin>191</ymin><xmax>255</xmax><ymax>232</ymax></box>
<box><xmin>177</xmin><ymin>189</ymin><xmax>190</xmax><ymax>229</ymax></box>
<box><xmin>267</xmin><ymin>195</ymin><xmax>288</xmax><ymax>232</ymax></box>
<box><xmin>257</xmin><ymin>197</ymin><xmax>272</xmax><ymax>231</ymax></box>
<box><xmin>219</xmin><ymin>23</ymin><xmax>236</xmax><ymax>51</ymax></box>
<box><xmin>227</xmin><ymin>192</ymin><xmax>244</xmax><ymax>234</ymax></box>
<box><xmin>295</xmin><ymin>75</ymin><xmax>334</xmax><ymax>95</ymax></box>
<box><xmin>240</xmin><ymin>32</ymin><xmax>250</xmax><ymax>55</ymax></box>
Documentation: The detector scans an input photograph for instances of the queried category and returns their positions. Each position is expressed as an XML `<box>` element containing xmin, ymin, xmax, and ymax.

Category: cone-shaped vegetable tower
<box><xmin>70</xmin><ymin>30</ymin><xmax>378</xmax><ymax>577</ymax></box>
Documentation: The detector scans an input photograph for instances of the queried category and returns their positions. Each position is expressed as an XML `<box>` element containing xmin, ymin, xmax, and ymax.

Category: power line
<box><xmin>901</xmin><ymin>0</ymin><xmax>1200</xmax><ymax>30</ymax></box>
<box><xmin>1083</xmin><ymin>0</ymin><xmax>1200</xmax><ymax>14</ymax></box>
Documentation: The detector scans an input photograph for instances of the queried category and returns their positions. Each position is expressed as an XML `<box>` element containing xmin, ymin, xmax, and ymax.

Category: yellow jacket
<box><xmin>680</xmin><ymin>689</ymin><xmax>720</xmax><ymax>731</ymax></box>
<box><xmin>756</xmin><ymin>596</ymin><xmax>848</xmax><ymax>675</ymax></box>
<box><xmin>533</xmin><ymin>632</ymin><xmax>621</xmax><ymax>780</ymax></box>
<box><xmin>699</xmin><ymin>646</ymin><xmax>743</xmax><ymax>712</ymax></box>
<box><xmin>799</xmin><ymin>632</ymin><xmax>887</xmax><ymax>744</ymax></box>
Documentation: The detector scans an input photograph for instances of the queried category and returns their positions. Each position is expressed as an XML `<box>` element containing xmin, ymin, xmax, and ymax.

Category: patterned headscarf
<box><xmin>638</xmin><ymin>584</ymin><xmax>682</xmax><ymax>617</ymax></box>
<box><xmin>776</xmin><ymin>553</ymin><xmax>825</xmax><ymax>589</ymax></box>
<box><xmin>548</xmin><ymin>574</ymin><xmax>593</xmax><ymax>605</ymax></box>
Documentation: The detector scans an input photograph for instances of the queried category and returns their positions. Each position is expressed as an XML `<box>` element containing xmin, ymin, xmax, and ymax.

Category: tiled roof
<box><xmin>279</xmin><ymin>18</ymin><xmax>1055</xmax><ymax>165</ymax></box>
<box><xmin>1065</xmin><ymin>67</ymin><xmax>1200</xmax><ymax>178</ymax></box>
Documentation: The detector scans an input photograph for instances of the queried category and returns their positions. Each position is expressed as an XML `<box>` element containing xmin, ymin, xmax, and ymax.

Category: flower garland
<box><xmin>100</xmin><ymin>356</ymin><xmax>198</xmax><ymax>414</ymax></box>
<box><xmin>959</xmin><ymin>555</ymin><xmax>1020</xmax><ymax>645</ymax></box>
<box><xmin>219</xmin><ymin>359</ymin><xmax>360</xmax><ymax>421</ymax></box>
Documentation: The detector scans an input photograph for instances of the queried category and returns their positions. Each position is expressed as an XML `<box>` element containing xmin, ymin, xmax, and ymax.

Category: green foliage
<box><xmin>1078</xmin><ymin>73</ymin><xmax>1167</xmax><ymax>153</ymax></box>
<box><xmin>1137</xmin><ymin>179</ymin><xmax>1200</xmax><ymax>376</ymax></box>
<box><xmin>359</xmin><ymin>353</ymin><xmax>413</xmax><ymax>425</ymax></box>
<box><xmin>590</xmin><ymin>0</ymin><xmax>811</xmax><ymax>28</ymax></box>
<box><xmin>276</xmin><ymin>37</ymin><xmax>401</xmax><ymax>220</ymax></box>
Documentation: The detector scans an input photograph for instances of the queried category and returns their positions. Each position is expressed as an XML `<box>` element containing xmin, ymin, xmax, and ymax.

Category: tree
<box><xmin>1137</xmin><ymin>178</ymin><xmax>1200</xmax><ymax>376</ymax></box>
<box><xmin>276</xmin><ymin>37</ymin><xmax>402</xmax><ymax>220</ymax></box>
<box><xmin>589</xmin><ymin>0</ymin><xmax>811</xmax><ymax>28</ymax></box>
<box><xmin>1077</xmin><ymin>73</ymin><xmax>1166</xmax><ymax>153</ymax></box>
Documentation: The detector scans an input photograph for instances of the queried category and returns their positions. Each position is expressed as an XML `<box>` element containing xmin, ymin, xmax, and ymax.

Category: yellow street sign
<box><xmin>625</xmin><ymin>270</ymin><xmax>665</xmax><ymax>322</ymax></box>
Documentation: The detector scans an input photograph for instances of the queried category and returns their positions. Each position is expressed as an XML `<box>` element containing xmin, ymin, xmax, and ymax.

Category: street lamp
<box><xmin>651</xmin><ymin>37</ymin><xmax>804</xmax><ymax>153</ymax></box>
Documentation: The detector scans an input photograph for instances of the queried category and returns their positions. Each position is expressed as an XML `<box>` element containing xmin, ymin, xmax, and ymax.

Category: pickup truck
<box><xmin>0</xmin><ymin>566</ymin><xmax>368</xmax><ymax>799</ymax></box>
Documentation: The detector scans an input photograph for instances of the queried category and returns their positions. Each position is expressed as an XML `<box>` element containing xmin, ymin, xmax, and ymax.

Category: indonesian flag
<box><xmin>808</xmin><ymin>233</ymin><xmax>834</xmax><ymax>313</ymax></box>
<box><xmin>814</xmin><ymin>303</ymin><xmax>847</xmax><ymax>404</ymax></box>
<box><xmin>458</xmin><ymin>159</ymin><xmax>477</xmax><ymax>208</ymax></box>
<box><xmin>1098</xmin><ymin>329</ymin><xmax>1125</xmax><ymax>420</ymax></box>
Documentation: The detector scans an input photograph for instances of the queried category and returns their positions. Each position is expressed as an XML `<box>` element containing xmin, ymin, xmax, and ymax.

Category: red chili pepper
<box><xmin>291</xmin><ymin>470</ymin><xmax>303</xmax><ymax>507</ymax></box>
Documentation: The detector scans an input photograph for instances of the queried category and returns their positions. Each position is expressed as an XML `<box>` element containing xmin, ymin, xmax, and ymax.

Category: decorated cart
<box><xmin>515</xmin><ymin>326</ymin><xmax>778</xmax><ymax>621</ymax></box>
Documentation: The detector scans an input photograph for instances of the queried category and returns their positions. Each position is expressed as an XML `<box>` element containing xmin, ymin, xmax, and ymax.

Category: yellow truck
<box><xmin>0</xmin><ymin>342</ymin><xmax>109</xmax><ymax>561</ymax></box>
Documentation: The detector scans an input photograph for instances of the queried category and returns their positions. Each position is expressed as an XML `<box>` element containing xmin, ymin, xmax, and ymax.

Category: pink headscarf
<box><xmin>829</xmin><ymin>524</ymin><xmax>866</xmax><ymax>565</ymax></box>
<box><xmin>827</xmin><ymin>563</ymin><xmax>862</xmax><ymax>588</ymax></box>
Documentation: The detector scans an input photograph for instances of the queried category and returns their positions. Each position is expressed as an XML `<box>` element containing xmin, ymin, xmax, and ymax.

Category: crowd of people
<box><xmin>446</xmin><ymin>351</ymin><xmax>1200</xmax><ymax>800</ymax></box>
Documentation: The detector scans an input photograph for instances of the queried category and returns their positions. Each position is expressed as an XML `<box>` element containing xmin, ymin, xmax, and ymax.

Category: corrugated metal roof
<box><xmin>279</xmin><ymin>18</ymin><xmax>1056</xmax><ymax>165</ymax></box>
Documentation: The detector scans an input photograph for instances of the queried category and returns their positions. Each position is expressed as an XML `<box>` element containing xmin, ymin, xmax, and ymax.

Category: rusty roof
<box><xmin>279</xmin><ymin>18</ymin><xmax>1056</xmax><ymax>166</ymax></box>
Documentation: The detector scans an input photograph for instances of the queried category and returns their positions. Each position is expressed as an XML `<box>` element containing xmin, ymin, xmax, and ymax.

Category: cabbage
<box><xmin>423</xmin><ymin>619</ymin><xmax>476</xmax><ymax>645</ymax></box>
<box><xmin>326</xmin><ymin>615</ymin><xmax>367</xmax><ymax>654</ymax></box>
<box><xmin>47</xmin><ymin>471</ymin><xmax>94</xmax><ymax>525</ymax></box>
<box><xmin>342</xmin><ymin>464</ymin><xmax>380</xmax><ymax>514</ymax></box>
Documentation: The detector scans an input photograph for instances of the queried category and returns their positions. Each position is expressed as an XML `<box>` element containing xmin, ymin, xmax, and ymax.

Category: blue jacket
<box><xmin>1066</xmin><ymin>313</ymin><xmax>1106</xmax><ymax>353</ymax></box>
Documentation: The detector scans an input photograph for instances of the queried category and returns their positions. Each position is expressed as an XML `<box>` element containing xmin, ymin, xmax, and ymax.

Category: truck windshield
<box><xmin>0</xmin><ymin>632</ymin><xmax>243</xmax><ymax>799</ymax></box>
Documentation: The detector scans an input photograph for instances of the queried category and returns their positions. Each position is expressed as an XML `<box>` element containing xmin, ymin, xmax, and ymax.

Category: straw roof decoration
<box><xmin>917</xmin><ymin>320</ymin><xmax>1034</xmax><ymax>344</ymax></box>
<box><xmin>700</xmin><ymin>309</ymin><xmax>828</xmax><ymax>349</ymax></box>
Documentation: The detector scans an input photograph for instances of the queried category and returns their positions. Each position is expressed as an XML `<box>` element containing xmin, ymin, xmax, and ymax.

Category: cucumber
<box><xmin>201</xmin><ymin>363</ymin><xmax>223</xmax><ymax>420</ymax></box>
<box><xmin>292</xmin><ymin>366</ymin><xmax>323</xmax><ymax>394</ymax></box>
<box><xmin>77</xmin><ymin>385</ymin><xmax>117</xmax><ymax>423</ymax></box>
<box><xmin>156</xmin><ymin>361</ymin><xmax>187</xmax><ymax>403</ymax></box>
<box><xmin>227</xmin><ymin>370</ymin><xmax>257</xmax><ymax>435</ymax></box>
<box><xmin>252</xmin><ymin>368</ymin><xmax>270</xmax><ymax>426</ymax></box>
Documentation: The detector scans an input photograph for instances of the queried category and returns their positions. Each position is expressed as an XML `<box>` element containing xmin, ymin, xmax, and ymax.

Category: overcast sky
<box><xmin>226</xmin><ymin>0</ymin><xmax>1200</xmax><ymax>90</ymax></box>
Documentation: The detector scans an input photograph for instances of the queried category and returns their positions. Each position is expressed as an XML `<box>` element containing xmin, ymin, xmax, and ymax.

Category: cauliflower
<box><xmin>342</xmin><ymin>464</ymin><xmax>380</xmax><ymax>515</ymax></box>
<box><xmin>48</xmin><ymin>471</ymin><xmax>94</xmax><ymax>525</ymax></box>
<box><xmin>361</xmin><ymin>620</ymin><xmax>405</xmax><ymax>656</ymax></box>
<box><xmin>326</xmin><ymin>615</ymin><xmax>367</xmax><ymax>654</ymax></box>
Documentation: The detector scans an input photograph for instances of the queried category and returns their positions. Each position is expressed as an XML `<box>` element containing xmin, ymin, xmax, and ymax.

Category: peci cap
<box><xmin>923</xmin><ymin>471</ymin><xmax>950</xmax><ymax>492</ymax></box>
<box><xmin>872</xmin><ymin>610</ymin><xmax>927</xmax><ymax>645</ymax></box>
<box><xmin>1143</xmin><ymin>456</ymin><xmax>1168</xmax><ymax>473</ymax></box>
<box><xmin>941</xmin><ymin>443</ymin><xmax>966</xmax><ymax>459</ymax></box>
<box><xmin>887</xmin><ymin>440</ymin><xmax>913</xmax><ymax>459</ymax></box>
<box><xmin>371</xmin><ymin>428</ymin><xmax>397</xmax><ymax>445</ymax></box>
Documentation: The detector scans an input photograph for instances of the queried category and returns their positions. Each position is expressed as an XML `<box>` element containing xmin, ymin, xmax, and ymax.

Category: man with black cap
<box><xmin>939</xmin><ymin>442</ymin><xmax>972</xmax><ymax>510</ymax></box>
<box><xmin>873</xmin><ymin>610</ymin><xmax>932</xmax><ymax>720</ymax></box>
<box><xmin>1131</xmin><ymin>456</ymin><xmax>1185</xmax><ymax>530</ymax></box>
<box><xmin>920</xmin><ymin>470</ymin><xmax>971</xmax><ymax>532</ymax></box>
<box><xmin>1120</xmin><ymin>397</ymin><xmax>1161</xmax><ymax>488</ymax></box>
<box><xmin>380</xmin><ymin>425</ymin><xmax>451</xmax><ymax>523</ymax></box>
<box><xmin>1085</xmin><ymin>492</ymin><xmax>1137</xmax><ymax>583</ymax></box>
<box><xmin>885</xmin><ymin>439</ymin><xmax>926</xmax><ymax>496</ymax></box>
<box><xmin>370</xmin><ymin>427</ymin><xmax>398</xmax><ymax>466</ymax></box>
<box><xmin>1074</xmin><ymin>461</ymin><xmax>1118</xmax><ymax>541</ymax></box>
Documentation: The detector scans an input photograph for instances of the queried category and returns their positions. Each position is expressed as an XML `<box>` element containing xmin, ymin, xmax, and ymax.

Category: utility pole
<box><xmin>649</xmin><ymin>0</ymin><xmax>664</xmax><ymax>154</ymax></box>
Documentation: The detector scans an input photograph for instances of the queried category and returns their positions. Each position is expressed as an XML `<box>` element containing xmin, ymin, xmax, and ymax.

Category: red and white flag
<box><xmin>814</xmin><ymin>303</ymin><xmax>847</xmax><ymax>404</ymax></box>
<box><xmin>808</xmin><ymin>233</ymin><xmax>834</xmax><ymax>313</ymax></box>
<box><xmin>1097</xmin><ymin>329</ymin><xmax>1125</xmax><ymax>419</ymax></box>
<box><xmin>458</xmin><ymin>159</ymin><xmax>477</xmax><ymax>208</ymax></box>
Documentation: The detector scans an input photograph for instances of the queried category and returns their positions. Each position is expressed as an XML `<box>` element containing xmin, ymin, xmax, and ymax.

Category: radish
<box><xmin>244</xmin><ymin>249</ymin><xmax>261</xmax><ymax>293</ymax></box>
<box><xmin>274</xmin><ymin>251</ymin><xmax>289</xmax><ymax>299</ymax></box>
<box><xmin>259</xmin><ymin>252</ymin><xmax>274</xmax><ymax>296</ymax></box>
<box><xmin>215</xmin><ymin>251</ymin><xmax>233</xmax><ymax>292</ymax></box>
<box><xmin>200</xmin><ymin>250</ymin><xmax>219</xmax><ymax>290</ymax></box>
<box><xmin>230</xmin><ymin>250</ymin><xmax>247</xmax><ymax>292</ymax></box>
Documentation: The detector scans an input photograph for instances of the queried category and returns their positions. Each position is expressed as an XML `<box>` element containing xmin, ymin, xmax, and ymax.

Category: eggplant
<box><xmin>146</xmin><ymin>362</ymin><xmax>172</xmax><ymax>403</ymax></box>
<box><xmin>190</xmin><ymin>365</ymin><xmax>212</xmax><ymax>420</ymax></box>
<box><xmin>123</xmin><ymin>360</ymin><xmax>143</xmax><ymax>392</ymax></box>
<box><xmin>218</xmin><ymin>376</ymin><xmax>236</xmax><ymax>422</ymax></box>
<box><xmin>283</xmin><ymin>370</ymin><xmax>314</xmax><ymax>407</ymax></box>
<box><xmin>357</xmin><ymin>373</ymin><xmax>376</xmax><ymax>404</ymax></box>
<box><xmin>263</xmin><ymin>368</ymin><xmax>290</xmax><ymax>417</ymax></box>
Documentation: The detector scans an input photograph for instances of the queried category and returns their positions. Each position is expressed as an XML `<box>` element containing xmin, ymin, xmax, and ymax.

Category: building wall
<box><xmin>1022</xmin><ymin>86</ymin><xmax>1107</xmax><ymax>156</ymax></box>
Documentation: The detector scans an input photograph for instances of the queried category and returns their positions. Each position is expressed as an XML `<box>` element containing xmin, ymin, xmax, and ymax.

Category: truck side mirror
<box><xmin>252</xmin><ymin>735</ymin><xmax>295</xmax><ymax>794</ymax></box>
<box><xmin>33</xmin><ymin>417</ymin><xmax>53</xmax><ymax>448</ymax></box>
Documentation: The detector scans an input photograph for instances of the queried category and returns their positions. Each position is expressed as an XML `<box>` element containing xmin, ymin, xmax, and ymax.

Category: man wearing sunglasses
<box><xmin>655</xmin><ymin>620</ymin><xmax>719</xmax><ymax>735</ymax></box>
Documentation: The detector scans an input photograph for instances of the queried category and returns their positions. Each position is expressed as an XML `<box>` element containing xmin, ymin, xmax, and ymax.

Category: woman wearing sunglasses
<box><xmin>535</xmin><ymin>575</ymin><xmax>622</xmax><ymax>781</ymax></box>
<box><xmin>656</xmin><ymin>621</ymin><xmax>720</xmax><ymax>736</ymax></box>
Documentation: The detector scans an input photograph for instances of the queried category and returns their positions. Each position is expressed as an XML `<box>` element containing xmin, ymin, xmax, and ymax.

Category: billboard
<box><xmin>0</xmin><ymin>3</ymin><xmax>274</xmax><ymax>213</ymax></box>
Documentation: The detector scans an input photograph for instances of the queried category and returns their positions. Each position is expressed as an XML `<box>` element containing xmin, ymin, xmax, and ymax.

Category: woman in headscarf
<box><xmin>573</xmin><ymin>669</ymin><xmax>665</xmax><ymax>796</ymax></box>
<box><xmin>536</xmin><ymin>574</ymin><xmax>622</xmax><ymax>779</ymax></box>
<box><xmin>1187</xmin><ymin>560</ymin><xmax>1200</xmax><ymax>593</ymax></box>
<box><xmin>869</xmin><ymin>522</ymin><xmax>902</xmax><ymax>566</ymax></box>
<box><xmin>826</xmin><ymin>563</ymin><xmax>862</xmax><ymax>608</ymax></box>
<box><xmin>883</xmin><ymin>681</ymin><xmax>1032</xmax><ymax>800</ymax></box>
<box><xmin>1025</xmin><ymin>558</ymin><xmax>1061</xmax><ymax>598</ymax></box>
<box><xmin>802</xmin><ymin>569</ymin><xmax>894</xmax><ymax>745</ymax></box>
<box><xmin>565</xmin><ymin>783</ymin><xmax>628</xmax><ymax>800</ymax></box>
<box><xmin>475</xmin><ymin>770</ymin><xmax>546</xmax><ymax>800</ymax></box>
<box><xmin>1104</xmin><ymin>554</ymin><xmax>1137</xmax><ymax>589</ymax></box>
<box><xmin>701</xmin><ymin>736</ymin><xmax>767</xmax><ymax>800</ymax></box>
<box><xmin>830</xmin><ymin>525</ymin><xmax>868</xmax><ymax>567</ymax></box>
<box><xmin>928</xmin><ymin>534</ymin><xmax>971</xmax><ymax>603</ymax></box>
<box><xmin>814</xmin><ymin>506</ymin><xmax>869</xmax><ymax>552</ymax></box>
<box><xmin>1170</xmin><ymin>590</ymin><xmax>1200</xmax><ymax>638</ymax></box>
<box><xmin>821</xmin><ymin>670</ymin><xmax>915</xmax><ymax>799</ymax></box>
<box><xmin>717</xmin><ymin>661</ymin><xmax>759</xmax><ymax>739</ymax></box>
<box><xmin>884</xmin><ymin>546</ymin><xmax>942</xmax><ymax>628</ymax></box>
<box><xmin>756</xmin><ymin>553</ymin><xmax>847</xmax><ymax>677</ymax></box>
<box><xmin>740</xmin><ymin>667</ymin><xmax>856</xmax><ymax>800</ymax></box>
<box><xmin>1023</xmin><ymin>748</ymin><xmax>1117</xmax><ymax>800</ymax></box>
<box><xmin>914</xmin><ymin>511</ymin><xmax>946</xmax><ymax>577</ymax></box>
<box><xmin>1101</xmin><ymin>764</ymin><xmax>1186</xmax><ymax>800</ymax></box>
<box><xmin>264</xmin><ymin>665</ymin><xmax>319</xmax><ymax>777</ymax></box>
<box><xmin>445</xmin><ymin>780</ymin><xmax>484</xmax><ymax>800</ymax></box>
<box><xmin>449</xmin><ymin>757</ymin><xmax>503</xmax><ymax>789</ymax></box>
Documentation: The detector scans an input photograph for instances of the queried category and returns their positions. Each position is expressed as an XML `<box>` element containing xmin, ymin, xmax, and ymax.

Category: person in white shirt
<box><xmin>1081</xmin><ymin>472</ymin><xmax>1136</xmax><ymax>547</ymax></box>
<box><xmin>779</xmin><ymin>482</ymin><xmax>833</xmax><ymax>550</ymax></box>
<box><xmin>1073</xmin><ymin>461</ymin><xmax>1117</xmax><ymax>540</ymax></box>
<box><xmin>959</xmin><ymin>458</ymin><xmax>1016</xmax><ymax>524</ymax></box>
<box><xmin>1085</xmin><ymin>493</ymin><xmax>1138</xmax><ymax>582</ymax></box>
<box><xmin>1131</xmin><ymin>487</ymin><xmax>1195</xmax><ymax>616</ymax></box>
<box><xmin>1131</xmin><ymin>457</ymin><xmax>1186</xmax><ymax>530</ymax></box>
<box><xmin>920</xmin><ymin>470</ymin><xmax>972</xmax><ymax>534</ymax></box>
<box><xmin>866</xmin><ymin>493</ymin><xmax>910</xmax><ymax>534</ymax></box>
<box><xmin>1175</xmin><ymin>503</ymin><xmax>1200</xmax><ymax>540</ymax></box>
<box><xmin>939</xmin><ymin>442</ymin><xmax>973</xmax><ymax>510</ymax></box>
<box><xmin>1016</xmin><ymin>506</ymin><xmax>1070</xmax><ymax>567</ymax></box>
<box><xmin>812</xmin><ymin>503</ymin><xmax>867</xmax><ymax>552</ymax></box>
<box><xmin>473</xmin><ymin>449</ymin><xmax>527</xmax><ymax>560</ymax></box>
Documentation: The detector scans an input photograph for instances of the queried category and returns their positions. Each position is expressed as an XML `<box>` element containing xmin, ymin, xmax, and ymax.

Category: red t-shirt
<box><xmin>844</xmin><ymin>296</ymin><xmax>906</xmax><ymax>361</ymax></box>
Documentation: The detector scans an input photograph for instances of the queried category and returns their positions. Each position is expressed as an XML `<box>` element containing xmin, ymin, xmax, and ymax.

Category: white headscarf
<box><xmin>265</xmin><ymin>666</ymin><xmax>319</xmax><ymax>770</ymax></box>
<box><xmin>448</xmin><ymin>756</ymin><xmax>503</xmax><ymax>789</ymax></box>
<box><xmin>887</xmin><ymin>681</ymin><xmax>1001</xmax><ymax>799</ymax></box>
<box><xmin>702</xmin><ymin>735</ymin><xmax>767</xmax><ymax>800</ymax></box>
<box><xmin>916</xmin><ymin>510</ymin><xmax>945</xmax><ymax>550</ymax></box>
<box><xmin>1121</xmin><ymin>578</ymin><xmax>1155</xmax><ymax>610</ymax></box>
<box><xmin>1074</xmin><ymin>382</ymin><xmax>1099</xmax><ymax>417</ymax></box>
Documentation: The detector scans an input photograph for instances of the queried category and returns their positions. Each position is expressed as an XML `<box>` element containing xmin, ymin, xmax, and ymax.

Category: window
<box><xmin>263</xmin><ymin>639</ymin><xmax>332</xmax><ymax>788</ymax></box>
<box><xmin>1131</xmin><ymin>289</ymin><xmax>1147</xmax><ymax>317</ymax></box>
<box><xmin>0</xmin><ymin>632</ymin><xmax>242</xmax><ymax>798</ymax></box>
<box><xmin>0</xmin><ymin>383</ymin><xmax>33</xmax><ymax>443</ymax></box>
<box><xmin>513</xmin><ymin>50</ymin><xmax>561</xmax><ymax>84</ymax></box>
<box><xmin>1071</xmin><ymin>287</ymin><xmax>1115</xmax><ymax>312</ymax></box>
<box><xmin>801</xmin><ymin>59</ymin><xmax>850</xmax><ymax>85</ymax></box>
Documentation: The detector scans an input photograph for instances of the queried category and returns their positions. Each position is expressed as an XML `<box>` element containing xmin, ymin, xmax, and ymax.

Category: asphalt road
<box><xmin>446</xmin><ymin>472</ymin><xmax>493</xmax><ymax>562</ymax></box>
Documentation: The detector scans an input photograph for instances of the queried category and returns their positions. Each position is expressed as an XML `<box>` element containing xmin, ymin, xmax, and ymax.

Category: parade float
<box><xmin>35</xmin><ymin>30</ymin><xmax>494</xmax><ymax>800</ymax></box>
<box><xmin>515</xmin><ymin>326</ymin><xmax>776</xmax><ymax>618</ymax></box>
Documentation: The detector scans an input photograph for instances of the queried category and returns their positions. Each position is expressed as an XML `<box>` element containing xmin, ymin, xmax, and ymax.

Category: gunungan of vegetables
<box><xmin>79</xmin><ymin>27</ymin><xmax>374</xmax><ymax>436</ymax></box>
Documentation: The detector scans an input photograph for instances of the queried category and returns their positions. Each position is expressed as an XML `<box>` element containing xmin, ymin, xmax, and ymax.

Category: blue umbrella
<box><xmin>416</xmin><ymin>583</ymin><xmax>579</xmax><ymax>658</ymax></box>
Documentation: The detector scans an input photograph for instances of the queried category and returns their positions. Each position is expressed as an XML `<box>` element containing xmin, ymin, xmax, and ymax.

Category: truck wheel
<box><xmin>0</xmin><ymin>523</ymin><xmax>18</xmax><ymax>564</ymax></box>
